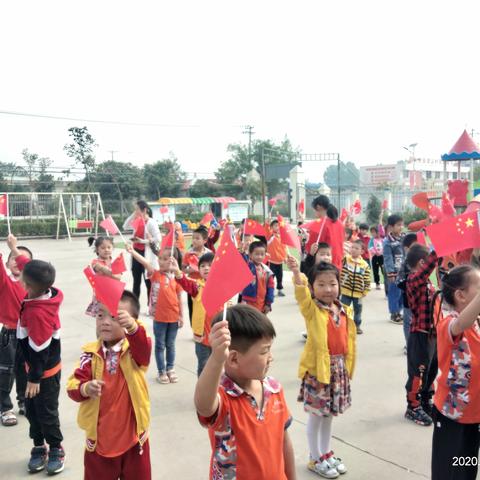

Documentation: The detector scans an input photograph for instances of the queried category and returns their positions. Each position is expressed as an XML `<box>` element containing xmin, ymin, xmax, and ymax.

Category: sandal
<box><xmin>167</xmin><ymin>370</ymin><xmax>178</xmax><ymax>383</ymax></box>
<box><xmin>156</xmin><ymin>373</ymin><xmax>170</xmax><ymax>384</ymax></box>
<box><xmin>1</xmin><ymin>410</ymin><xmax>18</xmax><ymax>426</ymax></box>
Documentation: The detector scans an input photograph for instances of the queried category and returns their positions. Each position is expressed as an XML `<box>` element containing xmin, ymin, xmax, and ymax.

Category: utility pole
<box><xmin>107</xmin><ymin>150</ymin><xmax>118</xmax><ymax>161</ymax></box>
<box><xmin>337</xmin><ymin>154</ymin><xmax>341</xmax><ymax>208</ymax></box>
<box><xmin>243</xmin><ymin>125</ymin><xmax>255</xmax><ymax>163</ymax></box>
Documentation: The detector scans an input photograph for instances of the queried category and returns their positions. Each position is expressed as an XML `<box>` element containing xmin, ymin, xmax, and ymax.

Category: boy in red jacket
<box><xmin>0</xmin><ymin>235</ymin><xmax>32</xmax><ymax>427</ymax></box>
<box><xmin>13</xmin><ymin>241</ymin><xmax>65</xmax><ymax>475</ymax></box>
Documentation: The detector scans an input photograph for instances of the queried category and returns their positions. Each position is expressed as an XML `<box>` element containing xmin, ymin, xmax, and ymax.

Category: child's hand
<box><xmin>84</xmin><ymin>379</ymin><xmax>105</xmax><ymax>398</ymax></box>
<box><xmin>125</xmin><ymin>242</ymin><xmax>134</xmax><ymax>254</ymax></box>
<box><xmin>209</xmin><ymin>320</ymin><xmax>230</xmax><ymax>364</ymax></box>
<box><xmin>25</xmin><ymin>381</ymin><xmax>40</xmax><ymax>398</ymax></box>
<box><xmin>117</xmin><ymin>309</ymin><xmax>135</xmax><ymax>331</ymax></box>
<box><xmin>7</xmin><ymin>234</ymin><xmax>17</xmax><ymax>251</ymax></box>
<box><xmin>178</xmin><ymin>318</ymin><xmax>184</xmax><ymax>328</ymax></box>
<box><xmin>310</xmin><ymin>243</ymin><xmax>319</xmax><ymax>256</ymax></box>
<box><xmin>264</xmin><ymin>305</ymin><xmax>272</xmax><ymax>314</ymax></box>
<box><xmin>169</xmin><ymin>257</ymin><xmax>181</xmax><ymax>275</ymax></box>
<box><xmin>286</xmin><ymin>255</ymin><xmax>299</xmax><ymax>273</ymax></box>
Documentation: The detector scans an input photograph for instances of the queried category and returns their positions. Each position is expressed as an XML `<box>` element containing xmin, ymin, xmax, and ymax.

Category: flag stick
<box><xmin>315</xmin><ymin>217</ymin><xmax>327</xmax><ymax>244</ymax></box>
<box><xmin>223</xmin><ymin>302</ymin><xmax>228</xmax><ymax>321</ymax></box>
<box><xmin>6</xmin><ymin>194</ymin><xmax>11</xmax><ymax>235</ymax></box>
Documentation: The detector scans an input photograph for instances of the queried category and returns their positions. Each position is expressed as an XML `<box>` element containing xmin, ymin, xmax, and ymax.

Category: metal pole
<box><xmin>337</xmin><ymin>154</ymin><xmax>341</xmax><ymax>207</ymax></box>
<box><xmin>261</xmin><ymin>147</ymin><xmax>266</xmax><ymax>222</ymax></box>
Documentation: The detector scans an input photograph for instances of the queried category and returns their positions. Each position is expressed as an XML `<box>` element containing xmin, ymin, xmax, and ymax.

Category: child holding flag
<box><xmin>265</xmin><ymin>218</ymin><xmax>287</xmax><ymax>297</ymax></box>
<box><xmin>67</xmin><ymin>291</ymin><xmax>152</xmax><ymax>480</ymax></box>
<box><xmin>288</xmin><ymin>255</ymin><xmax>356</xmax><ymax>478</ymax></box>
<box><xmin>126</xmin><ymin>243</ymin><xmax>183</xmax><ymax>384</ymax></box>
<box><xmin>0</xmin><ymin>235</ymin><xmax>32</xmax><ymax>427</ymax></box>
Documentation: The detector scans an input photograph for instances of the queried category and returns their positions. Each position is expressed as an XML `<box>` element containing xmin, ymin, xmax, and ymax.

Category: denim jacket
<box><xmin>383</xmin><ymin>233</ymin><xmax>404</xmax><ymax>275</ymax></box>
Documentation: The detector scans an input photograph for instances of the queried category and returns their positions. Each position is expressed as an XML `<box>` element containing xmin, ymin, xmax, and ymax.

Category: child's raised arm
<box><xmin>194</xmin><ymin>320</ymin><xmax>230</xmax><ymax>418</ymax></box>
<box><xmin>125</xmin><ymin>242</ymin><xmax>155</xmax><ymax>276</ymax></box>
<box><xmin>451</xmin><ymin>291</ymin><xmax>480</xmax><ymax>337</ymax></box>
<box><xmin>7</xmin><ymin>234</ymin><xmax>21</xmax><ymax>257</ymax></box>
<box><xmin>286</xmin><ymin>255</ymin><xmax>303</xmax><ymax>285</ymax></box>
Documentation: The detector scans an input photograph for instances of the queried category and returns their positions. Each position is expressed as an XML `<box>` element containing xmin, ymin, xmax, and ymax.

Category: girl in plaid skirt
<box><xmin>287</xmin><ymin>256</ymin><xmax>357</xmax><ymax>479</ymax></box>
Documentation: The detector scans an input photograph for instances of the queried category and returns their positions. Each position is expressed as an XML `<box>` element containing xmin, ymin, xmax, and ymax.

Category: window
<box><xmin>426</xmin><ymin>171</ymin><xmax>432</xmax><ymax>179</ymax></box>
<box><xmin>435</xmin><ymin>171</ymin><xmax>441</xmax><ymax>179</ymax></box>
<box><xmin>453</xmin><ymin>172</ymin><xmax>458</xmax><ymax>180</ymax></box>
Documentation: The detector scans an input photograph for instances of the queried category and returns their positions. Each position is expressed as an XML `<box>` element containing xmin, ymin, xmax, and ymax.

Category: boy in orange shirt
<box><xmin>195</xmin><ymin>305</ymin><xmax>296</xmax><ymax>479</ymax></box>
<box><xmin>266</xmin><ymin>219</ymin><xmax>287</xmax><ymax>297</ymax></box>
<box><xmin>67</xmin><ymin>291</ymin><xmax>152</xmax><ymax>480</ymax></box>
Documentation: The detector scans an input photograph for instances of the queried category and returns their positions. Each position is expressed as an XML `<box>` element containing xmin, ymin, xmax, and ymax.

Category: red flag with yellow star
<box><xmin>277</xmin><ymin>215</ymin><xmax>301</xmax><ymax>251</ymax></box>
<box><xmin>425</xmin><ymin>211</ymin><xmax>480</xmax><ymax>257</ymax></box>
<box><xmin>83</xmin><ymin>266</ymin><xmax>126</xmax><ymax>316</ymax></box>
<box><xmin>202</xmin><ymin>232</ymin><xmax>254</xmax><ymax>316</ymax></box>
<box><xmin>243</xmin><ymin>218</ymin><xmax>267</xmax><ymax>237</ymax></box>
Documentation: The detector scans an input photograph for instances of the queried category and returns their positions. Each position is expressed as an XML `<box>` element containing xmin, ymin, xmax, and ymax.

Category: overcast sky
<box><xmin>1</xmin><ymin>0</ymin><xmax>479</xmax><ymax>182</ymax></box>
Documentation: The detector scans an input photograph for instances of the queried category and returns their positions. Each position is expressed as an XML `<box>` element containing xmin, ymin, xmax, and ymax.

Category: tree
<box><xmin>20</xmin><ymin>149</ymin><xmax>55</xmax><ymax>192</ymax></box>
<box><xmin>366</xmin><ymin>195</ymin><xmax>382</xmax><ymax>225</ymax></box>
<box><xmin>142</xmin><ymin>155</ymin><xmax>186</xmax><ymax>199</ymax></box>
<box><xmin>64</xmin><ymin>127</ymin><xmax>97</xmax><ymax>190</ymax></box>
<box><xmin>189</xmin><ymin>179</ymin><xmax>223</xmax><ymax>198</ymax></box>
<box><xmin>323</xmin><ymin>161</ymin><xmax>360</xmax><ymax>190</ymax></box>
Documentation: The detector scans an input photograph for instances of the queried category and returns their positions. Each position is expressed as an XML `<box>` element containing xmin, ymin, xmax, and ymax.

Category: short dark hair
<box><xmin>87</xmin><ymin>236</ymin><xmax>114</xmax><ymax>252</ymax></box>
<box><xmin>8</xmin><ymin>246</ymin><xmax>33</xmax><ymax>262</ymax></box>
<box><xmin>307</xmin><ymin>261</ymin><xmax>340</xmax><ymax>290</ymax></box>
<box><xmin>442</xmin><ymin>265</ymin><xmax>477</xmax><ymax>305</ymax></box>
<box><xmin>406</xmin><ymin>244</ymin><xmax>429</xmax><ymax>268</ymax></box>
<box><xmin>387</xmin><ymin>214</ymin><xmax>403</xmax><ymax>226</ymax></box>
<box><xmin>120</xmin><ymin>290</ymin><xmax>140</xmax><ymax>318</ymax></box>
<box><xmin>249</xmin><ymin>240</ymin><xmax>266</xmax><ymax>254</ymax></box>
<box><xmin>211</xmin><ymin>304</ymin><xmax>276</xmax><ymax>353</ymax></box>
<box><xmin>136</xmin><ymin>200</ymin><xmax>148</xmax><ymax>212</ymax></box>
<box><xmin>22</xmin><ymin>260</ymin><xmax>56</xmax><ymax>293</ymax></box>
<box><xmin>352</xmin><ymin>239</ymin><xmax>364</xmax><ymax>249</ymax></box>
<box><xmin>403</xmin><ymin>232</ymin><xmax>418</xmax><ymax>249</ymax></box>
<box><xmin>199</xmin><ymin>252</ymin><xmax>215</xmax><ymax>267</ymax></box>
<box><xmin>370</xmin><ymin>226</ymin><xmax>378</xmax><ymax>233</ymax></box>
<box><xmin>193</xmin><ymin>226</ymin><xmax>208</xmax><ymax>241</ymax></box>
<box><xmin>359</xmin><ymin>223</ymin><xmax>369</xmax><ymax>230</ymax></box>
<box><xmin>270</xmin><ymin>219</ymin><xmax>279</xmax><ymax>227</ymax></box>
<box><xmin>158</xmin><ymin>246</ymin><xmax>183</xmax><ymax>269</ymax></box>
<box><xmin>317</xmin><ymin>242</ymin><xmax>331</xmax><ymax>251</ymax></box>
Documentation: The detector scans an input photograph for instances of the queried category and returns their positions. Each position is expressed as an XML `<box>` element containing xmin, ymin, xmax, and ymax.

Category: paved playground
<box><xmin>1</xmin><ymin>238</ymin><xmax>432</xmax><ymax>479</ymax></box>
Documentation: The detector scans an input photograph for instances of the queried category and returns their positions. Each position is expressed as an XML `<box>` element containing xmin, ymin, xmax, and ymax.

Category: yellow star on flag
<box><xmin>465</xmin><ymin>217</ymin><xmax>474</xmax><ymax>228</ymax></box>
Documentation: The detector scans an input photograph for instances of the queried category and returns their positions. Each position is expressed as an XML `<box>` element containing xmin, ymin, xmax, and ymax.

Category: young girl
<box><xmin>85</xmin><ymin>237</ymin><xmax>121</xmax><ymax>317</ymax></box>
<box><xmin>287</xmin><ymin>255</ymin><xmax>356</xmax><ymax>479</ymax></box>
<box><xmin>126</xmin><ymin>244</ymin><xmax>183</xmax><ymax>384</ymax></box>
<box><xmin>431</xmin><ymin>265</ymin><xmax>480</xmax><ymax>480</ymax></box>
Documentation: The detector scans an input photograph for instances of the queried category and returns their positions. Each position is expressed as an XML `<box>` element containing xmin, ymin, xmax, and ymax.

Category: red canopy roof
<box><xmin>448</xmin><ymin>129</ymin><xmax>479</xmax><ymax>155</ymax></box>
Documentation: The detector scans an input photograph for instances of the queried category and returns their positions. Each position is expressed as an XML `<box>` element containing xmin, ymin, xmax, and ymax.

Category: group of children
<box><xmin>1</xmin><ymin>198</ymin><xmax>480</xmax><ymax>480</ymax></box>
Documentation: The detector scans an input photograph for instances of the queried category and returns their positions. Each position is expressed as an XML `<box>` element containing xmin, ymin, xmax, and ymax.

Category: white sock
<box><xmin>319</xmin><ymin>415</ymin><xmax>333</xmax><ymax>457</ymax></box>
<box><xmin>306</xmin><ymin>413</ymin><xmax>322</xmax><ymax>461</ymax></box>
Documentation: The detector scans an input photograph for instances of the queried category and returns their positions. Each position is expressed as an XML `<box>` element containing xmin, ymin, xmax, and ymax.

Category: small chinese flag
<box><xmin>425</xmin><ymin>211</ymin><xmax>480</xmax><ymax>257</ymax></box>
<box><xmin>0</xmin><ymin>194</ymin><xmax>7</xmax><ymax>218</ymax></box>
<box><xmin>416</xmin><ymin>231</ymin><xmax>427</xmax><ymax>246</ymax></box>
<box><xmin>131</xmin><ymin>216</ymin><xmax>145</xmax><ymax>232</ymax></box>
<box><xmin>161</xmin><ymin>224</ymin><xmax>175</xmax><ymax>249</ymax></box>
<box><xmin>277</xmin><ymin>215</ymin><xmax>301</xmax><ymax>251</ymax></box>
<box><xmin>382</xmin><ymin>199</ymin><xmax>388</xmax><ymax>210</ymax></box>
<box><xmin>100</xmin><ymin>215</ymin><xmax>120</xmax><ymax>235</ymax></box>
<box><xmin>302</xmin><ymin>218</ymin><xmax>325</xmax><ymax>234</ymax></box>
<box><xmin>412</xmin><ymin>192</ymin><xmax>430</xmax><ymax>211</ymax></box>
<box><xmin>160</xmin><ymin>206</ymin><xmax>169</xmax><ymax>214</ymax></box>
<box><xmin>202</xmin><ymin>232</ymin><xmax>254</xmax><ymax>316</ymax></box>
<box><xmin>441</xmin><ymin>192</ymin><xmax>455</xmax><ymax>218</ymax></box>
<box><xmin>339</xmin><ymin>208</ymin><xmax>348</xmax><ymax>223</ymax></box>
<box><xmin>350</xmin><ymin>199</ymin><xmax>362</xmax><ymax>216</ymax></box>
<box><xmin>298</xmin><ymin>199</ymin><xmax>305</xmax><ymax>214</ymax></box>
<box><xmin>200</xmin><ymin>212</ymin><xmax>214</xmax><ymax>225</ymax></box>
<box><xmin>243</xmin><ymin>218</ymin><xmax>267</xmax><ymax>237</ymax></box>
<box><xmin>111</xmin><ymin>253</ymin><xmax>127</xmax><ymax>275</ymax></box>
<box><xmin>83</xmin><ymin>267</ymin><xmax>126</xmax><ymax>316</ymax></box>
<box><xmin>268</xmin><ymin>197</ymin><xmax>277</xmax><ymax>207</ymax></box>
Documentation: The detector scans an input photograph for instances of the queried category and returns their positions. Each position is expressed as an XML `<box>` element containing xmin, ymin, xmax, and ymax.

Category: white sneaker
<box><xmin>307</xmin><ymin>459</ymin><xmax>339</xmax><ymax>478</ymax></box>
<box><xmin>326</xmin><ymin>453</ymin><xmax>347</xmax><ymax>474</ymax></box>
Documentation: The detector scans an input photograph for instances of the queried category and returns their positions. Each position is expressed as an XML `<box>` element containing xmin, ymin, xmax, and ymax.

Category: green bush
<box><xmin>402</xmin><ymin>208</ymin><xmax>427</xmax><ymax>226</ymax></box>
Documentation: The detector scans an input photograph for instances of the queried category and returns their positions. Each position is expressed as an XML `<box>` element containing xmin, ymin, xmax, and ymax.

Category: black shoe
<box><xmin>422</xmin><ymin>400</ymin><xmax>434</xmax><ymax>418</ymax></box>
<box><xmin>356</xmin><ymin>327</ymin><xmax>363</xmax><ymax>334</ymax></box>
<box><xmin>28</xmin><ymin>445</ymin><xmax>47</xmax><ymax>473</ymax></box>
<box><xmin>405</xmin><ymin>406</ymin><xmax>432</xmax><ymax>426</ymax></box>
<box><xmin>277</xmin><ymin>290</ymin><xmax>286</xmax><ymax>297</ymax></box>
<box><xmin>18</xmin><ymin>402</ymin><xmax>25</xmax><ymax>416</ymax></box>
<box><xmin>46</xmin><ymin>447</ymin><xmax>65</xmax><ymax>475</ymax></box>
<box><xmin>390</xmin><ymin>313</ymin><xmax>402</xmax><ymax>324</ymax></box>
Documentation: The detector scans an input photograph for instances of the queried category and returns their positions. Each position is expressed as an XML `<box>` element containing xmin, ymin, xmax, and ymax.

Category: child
<box><xmin>340</xmin><ymin>239</ymin><xmax>371</xmax><ymax>334</ymax></box>
<box><xmin>357</xmin><ymin>223</ymin><xmax>371</xmax><ymax>266</ymax></box>
<box><xmin>266</xmin><ymin>219</ymin><xmax>287</xmax><ymax>297</ymax></box>
<box><xmin>383</xmin><ymin>214</ymin><xmax>405</xmax><ymax>324</ymax></box>
<box><xmin>288</xmin><ymin>256</ymin><xmax>356</xmax><ymax>478</ymax></box>
<box><xmin>174</xmin><ymin>222</ymin><xmax>186</xmax><ymax>253</ymax></box>
<box><xmin>15</xmin><ymin>252</ymin><xmax>65</xmax><ymax>474</ymax></box>
<box><xmin>241</xmin><ymin>241</ymin><xmax>275</xmax><ymax>314</ymax></box>
<box><xmin>195</xmin><ymin>304</ymin><xmax>296</xmax><ymax>479</ymax></box>
<box><xmin>431</xmin><ymin>265</ymin><xmax>480</xmax><ymax>480</ymax></box>
<box><xmin>302</xmin><ymin>242</ymin><xmax>332</xmax><ymax>274</ymax></box>
<box><xmin>343</xmin><ymin>228</ymin><xmax>353</xmax><ymax>257</ymax></box>
<box><xmin>127</xmin><ymin>244</ymin><xmax>183</xmax><ymax>384</ymax></box>
<box><xmin>404</xmin><ymin>244</ymin><xmax>438</xmax><ymax>426</ymax></box>
<box><xmin>85</xmin><ymin>236</ymin><xmax>121</xmax><ymax>317</ymax></box>
<box><xmin>0</xmin><ymin>235</ymin><xmax>32</xmax><ymax>427</ymax></box>
<box><xmin>67</xmin><ymin>291</ymin><xmax>152</xmax><ymax>480</ymax></box>
<box><xmin>368</xmin><ymin>226</ymin><xmax>384</xmax><ymax>290</ymax></box>
<box><xmin>173</xmin><ymin>252</ymin><xmax>216</xmax><ymax>376</ymax></box>
<box><xmin>183</xmin><ymin>226</ymin><xmax>212</xmax><ymax>323</ymax></box>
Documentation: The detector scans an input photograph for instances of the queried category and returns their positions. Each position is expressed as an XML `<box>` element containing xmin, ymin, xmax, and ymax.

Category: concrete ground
<box><xmin>2</xmin><ymin>238</ymin><xmax>432</xmax><ymax>479</ymax></box>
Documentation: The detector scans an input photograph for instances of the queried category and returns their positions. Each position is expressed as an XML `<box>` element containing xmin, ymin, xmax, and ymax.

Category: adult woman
<box><xmin>123</xmin><ymin>200</ymin><xmax>162</xmax><ymax>301</ymax></box>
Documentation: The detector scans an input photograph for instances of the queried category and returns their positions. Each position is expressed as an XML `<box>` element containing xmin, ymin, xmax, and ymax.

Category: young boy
<box><xmin>340</xmin><ymin>239</ymin><xmax>371</xmax><ymax>334</ymax></box>
<box><xmin>0</xmin><ymin>235</ymin><xmax>32</xmax><ymax>427</ymax></box>
<box><xmin>183</xmin><ymin>226</ymin><xmax>212</xmax><ymax>323</ymax></box>
<box><xmin>195</xmin><ymin>304</ymin><xmax>296</xmax><ymax>479</ymax></box>
<box><xmin>240</xmin><ymin>241</ymin><xmax>275</xmax><ymax>314</ymax></box>
<box><xmin>383</xmin><ymin>214</ymin><xmax>405</xmax><ymax>324</ymax></box>
<box><xmin>357</xmin><ymin>223</ymin><xmax>371</xmax><ymax>266</ymax></box>
<box><xmin>404</xmin><ymin>244</ymin><xmax>438</xmax><ymax>427</ymax></box>
<box><xmin>173</xmin><ymin>252</ymin><xmax>216</xmax><ymax>376</ymax></box>
<box><xmin>67</xmin><ymin>291</ymin><xmax>152</xmax><ymax>479</ymax></box>
<box><xmin>15</xmin><ymin>253</ymin><xmax>65</xmax><ymax>474</ymax></box>
<box><xmin>266</xmin><ymin>219</ymin><xmax>287</xmax><ymax>297</ymax></box>
<box><xmin>302</xmin><ymin>242</ymin><xmax>332</xmax><ymax>274</ymax></box>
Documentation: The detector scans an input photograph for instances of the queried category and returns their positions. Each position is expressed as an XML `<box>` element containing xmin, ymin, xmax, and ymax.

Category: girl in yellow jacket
<box><xmin>287</xmin><ymin>256</ymin><xmax>356</xmax><ymax>479</ymax></box>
